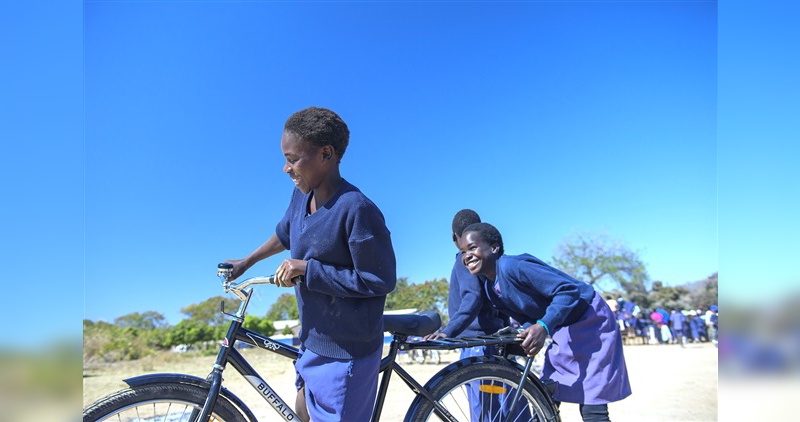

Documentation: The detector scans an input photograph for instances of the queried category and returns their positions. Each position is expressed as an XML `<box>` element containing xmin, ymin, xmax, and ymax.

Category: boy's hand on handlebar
<box><xmin>223</xmin><ymin>259</ymin><xmax>248</xmax><ymax>281</ymax></box>
<box><xmin>275</xmin><ymin>259</ymin><xmax>307</xmax><ymax>287</ymax></box>
<box><xmin>518</xmin><ymin>324</ymin><xmax>547</xmax><ymax>358</ymax></box>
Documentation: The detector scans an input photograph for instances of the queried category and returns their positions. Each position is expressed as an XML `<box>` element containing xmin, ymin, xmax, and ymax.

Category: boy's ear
<box><xmin>321</xmin><ymin>145</ymin><xmax>334</xmax><ymax>161</ymax></box>
<box><xmin>491</xmin><ymin>244</ymin><xmax>500</xmax><ymax>254</ymax></box>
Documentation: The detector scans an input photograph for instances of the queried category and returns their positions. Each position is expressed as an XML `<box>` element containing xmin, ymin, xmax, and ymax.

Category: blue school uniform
<box><xmin>442</xmin><ymin>252</ymin><xmax>506</xmax><ymax>339</ymax></box>
<box><xmin>689</xmin><ymin>316</ymin><xmax>701</xmax><ymax>341</ymax></box>
<box><xmin>276</xmin><ymin>180</ymin><xmax>396</xmax><ymax>359</ymax></box>
<box><xmin>276</xmin><ymin>180</ymin><xmax>396</xmax><ymax>420</ymax></box>
<box><xmin>671</xmin><ymin>311</ymin><xmax>686</xmax><ymax>338</ymax></box>
<box><xmin>484</xmin><ymin>254</ymin><xmax>632</xmax><ymax>405</ymax></box>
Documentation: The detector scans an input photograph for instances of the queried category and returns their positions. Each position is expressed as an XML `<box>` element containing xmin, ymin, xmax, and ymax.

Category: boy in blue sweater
<box><xmin>459</xmin><ymin>222</ymin><xmax>631</xmax><ymax>422</ymax></box>
<box><xmin>225</xmin><ymin>107</ymin><xmax>397</xmax><ymax>421</ymax></box>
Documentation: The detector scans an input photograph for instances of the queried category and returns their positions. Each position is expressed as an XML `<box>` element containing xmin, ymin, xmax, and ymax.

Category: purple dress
<box><xmin>485</xmin><ymin>254</ymin><xmax>632</xmax><ymax>405</ymax></box>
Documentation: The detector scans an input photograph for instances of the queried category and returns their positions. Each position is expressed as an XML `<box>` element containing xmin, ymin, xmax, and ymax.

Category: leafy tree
<box><xmin>243</xmin><ymin>315</ymin><xmax>276</xmax><ymax>336</ymax></box>
<box><xmin>385</xmin><ymin>277</ymin><xmax>415</xmax><ymax>311</ymax></box>
<box><xmin>144</xmin><ymin>327</ymin><xmax>171</xmax><ymax>350</ymax></box>
<box><xmin>416</xmin><ymin>278</ymin><xmax>450</xmax><ymax>317</ymax></box>
<box><xmin>386</xmin><ymin>277</ymin><xmax>450</xmax><ymax>317</ymax></box>
<box><xmin>83</xmin><ymin>320</ymin><xmax>115</xmax><ymax>362</ymax></box>
<box><xmin>266</xmin><ymin>293</ymin><xmax>299</xmax><ymax>321</ymax></box>
<box><xmin>114</xmin><ymin>311</ymin><xmax>168</xmax><ymax>330</ymax></box>
<box><xmin>180</xmin><ymin>295</ymin><xmax>240</xmax><ymax>326</ymax></box>
<box><xmin>84</xmin><ymin>320</ymin><xmax>156</xmax><ymax>362</ymax></box>
<box><xmin>551</xmin><ymin>231</ymin><xmax>649</xmax><ymax>295</ymax></box>
<box><xmin>212</xmin><ymin>324</ymin><xmax>229</xmax><ymax>343</ymax></box>
<box><xmin>688</xmin><ymin>273</ymin><xmax>718</xmax><ymax>309</ymax></box>
<box><xmin>648</xmin><ymin>281</ymin><xmax>691</xmax><ymax>311</ymax></box>
<box><xmin>165</xmin><ymin>319</ymin><xmax>214</xmax><ymax>346</ymax></box>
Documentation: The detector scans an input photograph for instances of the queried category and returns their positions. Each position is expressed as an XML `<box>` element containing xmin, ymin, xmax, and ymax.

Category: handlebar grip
<box><xmin>268</xmin><ymin>275</ymin><xmax>304</xmax><ymax>284</ymax></box>
<box><xmin>218</xmin><ymin>263</ymin><xmax>234</xmax><ymax>270</ymax></box>
<box><xmin>269</xmin><ymin>275</ymin><xmax>305</xmax><ymax>284</ymax></box>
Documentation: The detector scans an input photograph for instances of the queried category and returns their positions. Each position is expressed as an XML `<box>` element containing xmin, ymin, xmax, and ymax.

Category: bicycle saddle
<box><xmin>383</xmin><ymin>311</ymin><xmax>441</xmax><ymax>337</ymax></box>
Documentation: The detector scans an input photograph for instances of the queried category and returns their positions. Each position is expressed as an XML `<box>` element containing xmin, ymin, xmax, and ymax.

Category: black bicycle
<box><xmin>83</xmin><ymin>264</ymin><xmax>560</xmax><ymax>421</ymax></box>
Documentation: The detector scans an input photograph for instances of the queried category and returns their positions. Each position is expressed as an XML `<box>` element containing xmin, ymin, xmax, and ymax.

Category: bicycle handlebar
<box><xmin>217</xmin><ymin>263</ymin><xmax>304</xmax><ymax>298</ymax></box>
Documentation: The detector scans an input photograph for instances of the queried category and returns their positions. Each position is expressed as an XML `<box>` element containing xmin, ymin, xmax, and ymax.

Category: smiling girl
<box><xmin>459</xmin><ymin>222</ymin><xmax>631</xmax><ymax>422</ymax></box>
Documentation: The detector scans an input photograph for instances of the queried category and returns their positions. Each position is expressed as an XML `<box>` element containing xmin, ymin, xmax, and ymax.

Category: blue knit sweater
<box><xmin>276</xmin><ymin>180</ymin><xmax>396</xmax><ymax>359</ymax></box>
<box><xmin>484</xmin><ymin>254</ymin><xmax>595</xmax><ymax>332</ymax></box>
<box><xmin>441</xmin><ymin>252</ymin><xmax>505</xmax><ymax>338</ymax></box>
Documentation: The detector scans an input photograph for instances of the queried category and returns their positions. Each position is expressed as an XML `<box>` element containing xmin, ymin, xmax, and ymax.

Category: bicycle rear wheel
<box><xmin>83</xmin><ymin>382</ymin><xmax>248</xmax><ymax>422</ymax></box>
<box><xmin>406</xmin><ymin>359</ymin><xmax>559</xmax><ymax>422</ymax></box>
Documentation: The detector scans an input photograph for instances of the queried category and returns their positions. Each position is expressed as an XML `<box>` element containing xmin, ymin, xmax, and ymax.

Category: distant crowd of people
<box><xmin>608</xmin><ymin>296</ymin><xmax>718</xmax><ymax>347</ymax></box>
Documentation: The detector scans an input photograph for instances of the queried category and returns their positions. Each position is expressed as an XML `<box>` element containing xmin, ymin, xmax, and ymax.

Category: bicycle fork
<box><xmin>505</xmin><ymin>357</ymin><xmax>534</xmax><ymax>422</ymax></box>
<box><xmin>193</xmin><ymin>364</ymin><xmax>227</xmax><ymax>422</ymax></box>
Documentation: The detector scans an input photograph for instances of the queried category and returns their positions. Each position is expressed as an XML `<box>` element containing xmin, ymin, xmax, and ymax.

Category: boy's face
<box><xmin>458</xmin><ymin>231</ymin><xmax>499</xmax><ymax>279</ymax></box>
<box><xmin>281</xmin><ymin>131</ymin><xmax>331</xmax><ymax>194</ymax></box>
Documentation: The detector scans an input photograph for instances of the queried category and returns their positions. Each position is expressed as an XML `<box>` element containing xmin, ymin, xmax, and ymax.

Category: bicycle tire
<box><xmin>83</xmin><ymin>382</ymin><xmax>248</xmax><ymax>422</ymax></box>
<box><xmin>405</xmin><ymin>359</ymin><xmax>559</xmax><ymax>422</ymax></box>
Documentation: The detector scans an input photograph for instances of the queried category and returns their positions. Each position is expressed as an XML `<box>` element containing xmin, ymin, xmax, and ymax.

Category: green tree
<box><xmin>386</xmin><ymin>277</ymin><xmax>450</xmax><ymax>317</ymax></box>
<box><xmin>648</xmin><ymin>281</ymin><xmax>691</xmax><ymax>311</ymax></box>
<box><xmin>212</xmin><ymin>324</ymin><xmax>229</xmax><ymax>343</ymax></box>
<box><xmin>551</xmin><ymin>231</ymin><xmax>650</xmax><ymax>295</ymax></box>
<box><xmin>114</xmin><ymin>311</ymin><xmax>168</xmax><ymax>330</ymax></box>
<box><xmin>243</xmin><ymin>315</ymin><xmax>276</xmax><ymax>336</ymax></box>
<box><xmin>180</xmin><ymin>296</ymin><xmax>240</xmax><ymax>326</ymax></box>
<box><xmin>385</xmin><ymin>277</ymin><xmax>416</xmax><ymax>311</ymax></box>
<box><xmin>266</xmin><ymin>293</ymin><xmax>299</xmax><ymax>321</ymax></box>
<box><xmin>165</xmin><ymin>319</ymin><xmax>214</xmax><ymax>346</ymax></box>
<box><xmin>84</xmin><ymin>320</ymin><xmax>156</xmax><ymax>362</ymax></box>
<box><xmin>83</xmin><ymin>320</ymin><xmax>115</xmax><ymax>362</ymax></box>
<box><xmin>416</xmin><ymin>278</ymin><xmax>450</xmax><ymax>317</ymax></box>
<box><xmin>688</xmin><ymin>273</ymin><xmax>718</xmax><ymax>309</ymax></box>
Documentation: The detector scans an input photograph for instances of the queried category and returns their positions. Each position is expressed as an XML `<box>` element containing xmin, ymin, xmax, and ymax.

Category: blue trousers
<box><xmin>294</xmin><ymin>347</ymin><xmax>381</xmax><ymax>421</ymax></box>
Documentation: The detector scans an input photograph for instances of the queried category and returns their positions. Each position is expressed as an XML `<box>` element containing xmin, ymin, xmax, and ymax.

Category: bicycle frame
<box><xmin>189</xmin><ymin>265</ymin><xmax>540</xmax><ymax>422</ymax></box>
<box><xmin>188</xmin><ymin>266</ymin><xmax>460</xmax><ymax>422</ymax></box>
<box><xmin>194</xmin><ymin>310</ymin><xmax>474</xmax><ymax>421</ymax></box>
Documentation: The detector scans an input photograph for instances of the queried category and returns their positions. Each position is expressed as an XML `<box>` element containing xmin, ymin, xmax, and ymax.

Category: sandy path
<box><xmin>84</xmin><ymin>342</ymin><xmax>717</xmax><ymax>421</ymax></box>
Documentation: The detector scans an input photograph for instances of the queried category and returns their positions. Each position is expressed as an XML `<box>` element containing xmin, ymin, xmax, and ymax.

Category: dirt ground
<box><xmin>83</xmin><ymin>341</ymin><xmax>718</xmax><ymax>421</ymax></box>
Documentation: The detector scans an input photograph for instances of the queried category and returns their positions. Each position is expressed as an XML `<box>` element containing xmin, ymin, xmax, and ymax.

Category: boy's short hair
<box><xmin>462</xmin><ymin>222</ymin><xmax>504</xmax><ymax>256</ymax></box>
<box><xmin>284</xmin><ymin>106</ymin><xmax>350</xmax><ymax>160</ymax></box>
<box><xmin>452</xmin><ymin>209</ymin><xmax>481</xmax><ymax>238</ymax></box>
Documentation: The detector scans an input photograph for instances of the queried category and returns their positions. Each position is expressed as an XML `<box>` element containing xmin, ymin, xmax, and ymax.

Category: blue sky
<box><xmin>3</xmin><ymin>1</ymin><xmax>798</xmax><ymax>349</ymax></box>
<box><xmin>80</xmin><ymin>0</ymin><xmax>717</xmax><ymax>326</ymax></box>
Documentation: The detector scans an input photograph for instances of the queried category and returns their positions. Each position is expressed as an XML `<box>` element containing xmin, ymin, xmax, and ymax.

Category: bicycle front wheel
<box><xmin>406</xmin><ymin>360</ymin><xmax>559</xmax><ymax>422</ymax></box>
<box><xmin>83</xmin><ymin>382</ymin><xmax>248</xmax><ymax>422</ymax></box>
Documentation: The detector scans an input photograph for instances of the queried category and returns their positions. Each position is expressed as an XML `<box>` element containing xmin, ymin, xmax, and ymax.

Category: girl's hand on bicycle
<box><xmin>275</xmin><ymin>258</ymin><xmax>307</xmax><ymax>287</ymax></box>
<box><xmin>423</xmin><ymin>332</ymin><xmax>447</xmax><ymax>341</ymax></box>
<box><xmin>518</xmin><ymin>324</ymin><xmax>547</xmax><ymax>357</ymax></box>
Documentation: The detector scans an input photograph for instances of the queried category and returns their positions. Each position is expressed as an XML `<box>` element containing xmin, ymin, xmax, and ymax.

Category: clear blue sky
<box><xmin>81</xmin><ymin>0</ymin><xmax>717</xmax><ymax>326</ymax></box>
<box><xmin>3</xmin><ymin>1</ymin><xmax>797</xmax><ymax>348</ymax></box>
